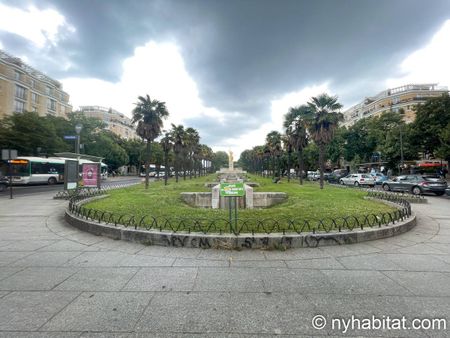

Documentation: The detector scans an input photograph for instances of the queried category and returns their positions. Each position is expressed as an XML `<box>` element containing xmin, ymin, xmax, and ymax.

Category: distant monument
<box><xmin>228</xmin><ymin>150</ymin><xmax>234</xmax><ymax>170</ymax></box>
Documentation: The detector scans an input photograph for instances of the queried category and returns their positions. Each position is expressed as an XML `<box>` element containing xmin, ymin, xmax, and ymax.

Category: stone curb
<box><xmin>65</xmin><ymin>205</ymin><xmax>416</xmax><ymax>250</ymax></box>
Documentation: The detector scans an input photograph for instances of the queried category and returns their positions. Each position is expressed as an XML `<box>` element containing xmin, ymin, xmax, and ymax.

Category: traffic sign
<box><xmin>220</xmin><ymin>183</ymin><xmax>245</xmax><ymax>197</ymax></box>
<box><xmin>64</xmin><ymin>135</ymin><xmax>77</xmax><ymax>140</ymax></box>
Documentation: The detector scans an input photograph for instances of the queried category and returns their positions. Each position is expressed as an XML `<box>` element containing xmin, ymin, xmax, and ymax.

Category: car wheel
<box><xmin>354</xmin><ymin>181</ymin><xmax>359</xmax><ymax>187</ymax></box>
<box><xmin>435</xmin><ymin>191</ymin><xmax>445</xmax><ymax>196</ymax></box>
<box><xmin>411</xmin><ymin>186</ymin><xmax>422</xmax><ymax>195</ymax></box>
<box><xmin>0</xmin><ymin>184</ymin><xmax>6</xmax><ymax>192</ymax></box>
<box><xmin>48</xmin><ymin>177</ymin><xmax>57</xmax><ymax>185</ymax></box>
<box><xmin>382</xmin><ymin>184</ymin><xmax>390</xmax><ymax>191</ymax></box>
<box><xmin>339</xmin><ymin>180</ymin><xmax>345</xmax><ymax>185</ymax></box>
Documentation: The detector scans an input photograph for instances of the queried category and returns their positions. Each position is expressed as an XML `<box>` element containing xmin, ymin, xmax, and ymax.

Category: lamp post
<box><xmin>75</xmin><ymin>124</ymin><xmax>83</xmax><ymax>155</ymax></box>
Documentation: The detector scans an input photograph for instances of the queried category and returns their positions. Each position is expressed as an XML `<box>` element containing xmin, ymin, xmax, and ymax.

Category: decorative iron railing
<box><xmin>67</xmin><ymin>189</ymin><xmax>412</xmax><ymax>236</ymax></box>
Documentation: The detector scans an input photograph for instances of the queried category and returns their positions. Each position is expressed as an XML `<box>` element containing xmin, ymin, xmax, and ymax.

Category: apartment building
<box><xmin>79</xmin><ymin>105</ymin><xmax>138</xmax><ymax>140</ymax></box>
<box><xmin>342</xmin><ymin>84</ymin><xmax>448</xmax><ymax>127</ymax></box>
<box><xmin>0</xmin><ymin>50</ymin><xmax>72</xmax><ymax>119</ymax></box>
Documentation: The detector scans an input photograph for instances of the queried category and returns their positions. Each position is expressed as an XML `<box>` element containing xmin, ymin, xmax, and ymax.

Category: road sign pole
<box><xmin>234</xmin><ymin>196</ymin><xmax>238</xmax><ymax>230</ymax></box>
<box><xmin>228</xmin><ymin>197</ymin><xmax>233</xmax><ymax>233</ymax></box>
<box><xmin>9</xmin><ymin>161</ymin><xmax>12</xmax><ymax>199</ymax></box>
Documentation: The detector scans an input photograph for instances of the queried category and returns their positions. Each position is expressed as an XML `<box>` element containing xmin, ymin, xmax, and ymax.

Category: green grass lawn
<box><xmin>83</xmin><ymin>174</ymin><xmax>396</xmax><ymax>233</ymax></box>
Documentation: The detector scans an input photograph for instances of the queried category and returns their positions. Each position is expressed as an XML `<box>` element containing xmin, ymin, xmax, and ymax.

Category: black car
<box><xmin>382</xmin><ymin>175</ymin><xmax>447</xmax><ymax>196</ymax></box>
<box><xmin>327</xmin><ymin>169</ymin><xmax>349</xmax><ymax>184</ymax></box>
<box><xmin>0</xmin><ymin>176</ymin><xmax>8</xmax><ymax>193</ymax></box>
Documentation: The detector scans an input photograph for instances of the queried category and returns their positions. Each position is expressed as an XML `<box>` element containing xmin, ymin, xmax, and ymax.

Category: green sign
<box><xmin>220</xmin><ymin>183</ymin><xmax>245</xmax><ymax>197</ymax></box>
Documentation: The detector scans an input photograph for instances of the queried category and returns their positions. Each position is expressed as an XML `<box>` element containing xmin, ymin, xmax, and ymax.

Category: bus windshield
<box><xmin>8</xmin><ymin>160</ymin><xmax>30</xmax><ymax>177</ymax></box>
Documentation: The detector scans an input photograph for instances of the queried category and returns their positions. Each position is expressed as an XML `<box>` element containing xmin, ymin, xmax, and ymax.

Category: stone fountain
<box><xmin>180</xmin><ymin>150</ymin><xmax>287</xmax><ymax>209</ymax></box>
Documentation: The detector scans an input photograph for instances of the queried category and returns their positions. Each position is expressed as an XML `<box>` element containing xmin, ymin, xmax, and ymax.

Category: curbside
<box><xmin>65</xmin><ymin>209</ymin><xmax>416</xmax><ymax>250</ymax></box>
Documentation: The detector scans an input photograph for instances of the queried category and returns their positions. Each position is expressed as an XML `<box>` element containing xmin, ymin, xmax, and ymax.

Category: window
<box><xmin>14</xmin><ymin>71</ymin><xmax>21</xmax><ymax>81</ymax></box>
<box><xmin>30</xmin><ymin>79</ymin><xmax>35</xmax><ymax>88</ymax></box>
<box><xmin>15</xmin><ymin>85</ymin><xmax>26</xmax><ymax>100</ymax></box>
<box><xmin>31</xmin><ymin>92</ymin><xmax>39</xmax><ymax>104</ymax></box>
<box><xmin>46</xmin><ymin>86</ymin><xmax>51</xmax><ymax>95</ymax></box>
<box><xmin>14</xmin><ymin>100</ymin><xmax>25</xmax><ymax>112</ymax></box>
<box><xmin>47</xmin><ymin>98</ymin><xmax>56</xmax><ymax>111</ymax></box>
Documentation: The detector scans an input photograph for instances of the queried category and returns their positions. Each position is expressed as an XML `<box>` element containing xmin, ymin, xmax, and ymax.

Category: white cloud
<box><xmin>62</xmin><ymin>41</ymin><xmax>226</xmax><ymax>132</ymax></box>
<box><xmin>63</xmin><ymin>42</ymin><xmax>333</xmax><ymax>158</ymax></box>
<box><xmin>0</xmin><ymin>3</ymin><xmax>75</xmax><ymax>48</ymax></box>
<box><xmin>269</xmin><ymin>83</ymin><xmax>331</xmax><ymax>131</ymax></box>
<box><xmin>212</xmin><ymin>83</ymin><xmax>332</xmax><ymax>157</ymax></box>
<box><xmin>386</xmin><ymin>19</ymin><xmax>450</xmax><ymax>89</ymax></box>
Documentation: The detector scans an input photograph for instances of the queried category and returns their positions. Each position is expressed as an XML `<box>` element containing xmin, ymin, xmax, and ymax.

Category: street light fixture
<box><xmin>75</xmin><ymin>123</ymin><xmax>83</xmax><ymax>155</ymax></box>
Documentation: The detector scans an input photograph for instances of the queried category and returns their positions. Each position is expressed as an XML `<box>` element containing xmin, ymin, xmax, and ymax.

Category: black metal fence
<box><xmin>54</xmin><ymin>182</ymin><xmax>140</xmax><ymax>200</ymax></box>
<box><xmin>67</xmin><ymin>189</ymin><xmax>412</xmax><ymax>236</ymax></box>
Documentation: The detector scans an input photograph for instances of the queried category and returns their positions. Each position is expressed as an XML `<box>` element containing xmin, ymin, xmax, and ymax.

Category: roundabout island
<box><xmin>64</xmin><ymin>167</ymin><xmax>416</xmax><ymax>249</ymax></box>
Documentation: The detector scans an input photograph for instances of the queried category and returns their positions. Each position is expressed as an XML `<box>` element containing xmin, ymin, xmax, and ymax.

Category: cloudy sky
<box><xmin>1</xmin><ymin>0</ymin><xmax>450</xmax><ymax>157</ymax></box>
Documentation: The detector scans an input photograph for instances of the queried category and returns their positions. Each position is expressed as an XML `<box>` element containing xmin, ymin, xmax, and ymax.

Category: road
<box><xmin>0</xmin><ymin>176</ymin><xmax>143</xmax><ymax>199</ymax></box>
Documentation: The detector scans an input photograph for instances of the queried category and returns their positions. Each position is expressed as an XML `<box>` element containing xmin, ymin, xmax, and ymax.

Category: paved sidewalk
<box><xmin>0</xmin><ymin>192</ymin><xmax>449</xmax><ymax>337</ymax></box>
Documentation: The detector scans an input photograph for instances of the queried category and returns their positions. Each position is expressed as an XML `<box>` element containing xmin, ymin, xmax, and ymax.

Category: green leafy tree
<box><xmin>212</xmin><ymin>151</ymin><xmax>228</xmax><ymax>171</ymax></box>
<box><xmin>0</xmin><ymin>112</ymin><xmax>68</xmax><ymax>156</ymax></box>
<box><xmin>170</xmin><ymin>124</ymin><xmax>185</xmax><ymax>183</ymax></box>
<box><xmin>132</xmin><ymin>95</ymin><xmax>169</xmax><ymax>189</ymax></box>
<box><xmin>410</xmin><ymin>93</ymin><xmax>450</xmax><ymax>160</ymax></box>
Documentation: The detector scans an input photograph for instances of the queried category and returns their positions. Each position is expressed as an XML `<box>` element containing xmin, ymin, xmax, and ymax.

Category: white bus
<box><xmin>1</xmin><ymin>156</ymin><xmax>108</xmax><ymax>185</ymax></box>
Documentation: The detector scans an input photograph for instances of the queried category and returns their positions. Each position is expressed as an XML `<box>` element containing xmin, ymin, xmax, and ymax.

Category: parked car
<box><xmin>307</xmin><ymin>171</ymin><xmax>320</xmax><ymax>181</ymax></box>
<box><xmin>339</xmin><ymin>173</ymin><xmax>375</xmax><ymax>187</ymax></box>
<box><xmin>327</xmin><ymin>169</ymin><xmax>348</xmax><ymax>184</ymax></box>
<box><xmin>371</xmin><ymin>172</ymin><xmax>388</xmax><ymax>185</ymax></box>
<box><xmin>446</xmin><ymin>187</ymin><xmax>450</xmax><ymax>196</ymax></box>
<box><xmin>0</xmin><ymin>176</ymin><xmax>8</xmax><ymax>193</ymax></box>
<box><xmin>382</xmin><ymin>175</ymin><xmax>447</xmax><ymax>196</ymax></box>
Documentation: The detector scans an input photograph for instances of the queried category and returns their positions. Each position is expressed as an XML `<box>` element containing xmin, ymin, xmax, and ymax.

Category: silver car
<box><xmin>382</xmin><ymin>175</ymin><xmax>447</xmax><ymax>196</ymax></box>
<box><xmin>339</xmin><ymin>173</ymin><xmax>375</xmax><ymax>187</ymax></box>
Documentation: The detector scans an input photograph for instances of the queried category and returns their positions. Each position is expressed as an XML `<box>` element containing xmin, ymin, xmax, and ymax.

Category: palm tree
<box><xmin>265</xmin><ymin>131</ymin><xmax>282</xmax><ymax>179</ymax></box>
<box><xmin>132</xmin><ymin>94</ymin><xmax>169</xmax><ymax>189</ymax></box>
<box><xmin>170</xmin><ymin>124</ymin><xmax>185</xmax><ymax>183</ymax></box>
<box><xmin>307</xmin><ymin>93</ymin><xmax>343</xmax><ymax>189</ymax></box>
<box><xmin>160</xmin><ymin>131</ymin><xmax>172</xmax><ymax>186</ymax></box>
<box><xmin>184</xmin><ymin>127</ymin><xmax>200</xmax><ymax>179</ymax></box>
<box><xmin>284</xmin><ymin>105</ymin><xmax>310</xmax><ymax>185</ymax></box>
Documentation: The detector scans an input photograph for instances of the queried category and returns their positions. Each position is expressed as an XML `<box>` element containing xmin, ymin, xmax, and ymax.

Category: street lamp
<box><xmin>75</xmin><ymin>123</ymin><xmax>83</xmax><ymax>155</ymax></box>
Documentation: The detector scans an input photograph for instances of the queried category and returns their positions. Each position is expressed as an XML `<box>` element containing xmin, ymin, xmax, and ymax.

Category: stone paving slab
<box><xmin>41</xmin><ymin>292</ymin><xmax>153</xmax><ymax>332</ymax></box>
<box><xmin>193</xmin><ymin>268</ymin><xmax>264</xmax><ymax>292</ymax></box>
<box><xmin>321</xmin><ymin>270</ymin><xmax>414</xmax><ymax>296</ymax></box>
<box><xmin>0</xmin><ymin>291</ymin><xmax>79</xmax><ymax>331</ymax></box>
<box><xmin>118</xmin><ymin>255</ymin><xmax>175</xmax><ymax>267</ymax></box>
<box><xmin>9</xmin><ymin>251</ymin><xmax>83</xmax><ymax>267</ymax></box>
<box><xmin>336</xmin><ymin>253</ymin><xmax>405</xmax><ymax>271</ymax></box>
<box><xmin>0</xmin><ymin>252</ymin><xmax>33</xmax><ymax>266</ymax></box>
<box><xmin>383</xmin><ymin>271</ymin><xmax>450</xmax><ymax>297</ymax></box>
<box><xmin>63</xmin><ymin>251</ymin><xmax>129</xmax><ymax>267</ymax></box>
<box><xmin>54</xmin><ymin>268</ymin><xmax>139</xmax><ymax>291</ymax></box>
<box><xmin>285</xmin><ymin>257</ymin><xmax>345</xmax><ymax>270</ymax></box>
<box><xmin>172</xmin><ymin>258</ymin><xmax>229</xmax><ymax>267</ymax></box>
<box><xmin>135</xmin><ymin>291</ymin><xmax>230</xmax><ymax>333</ymax></box>
<box><xmin>0</xmin><ymin>267</ymin><xmax>25</xmax><ymax>281</ymax></box>
<box><xmin>0</xmin><ymin>240</ymin><xmax>56</xmax><ymax>252</ymax></box>
<box><xmin>123</xmin><ymin>267</ymin><xmax>198</xmax><ymax>292</ymax></box>
<box><xmin>383</xmin><ymin>253</ymin><xmax>450</xmax><ymax>272</ymax></box>
<box><xmin>227</xmin><ymin>292</ymin><xmax>316</xmax><ymax>335</ymax></box>
<box><xmin>0</xmin><ymin>267</ymin><xmax>79</xmax><ymax>291</ymax></box>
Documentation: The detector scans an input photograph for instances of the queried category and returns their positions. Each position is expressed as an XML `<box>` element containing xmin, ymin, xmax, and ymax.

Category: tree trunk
<box><xmin>287</xmin><ymin>150</ymin><xmax>291</xmax><ymax>182</ymax></box>
<box><xmin>298</xmin><ymin>149</ymin><xmax>304</xmax><ymax>185</ymax></box>
<box><xmin>164</xmin><ymin>150</ymin><xmax>168</xmax><ymax>186</ymax></box>
<box><xmin>319</xmin><ymin>143</ymin><xmax>325</xmax><ymax>189</ymax></box>
<box><xmin>145</xmin><ymin>141</ymin><xmax>151</xmax><ymax>189</ymax></box>
<box><xmin>175</xmin><ymin>153</ymin><xmax>179</xmax><ymax>183</ymax></box>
